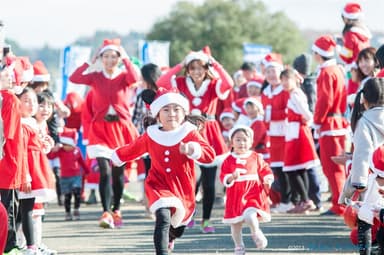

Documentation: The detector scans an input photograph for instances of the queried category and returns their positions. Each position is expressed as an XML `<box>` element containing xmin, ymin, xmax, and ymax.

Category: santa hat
<box><xmin>342</xmin><ymin>2</ymin><xmax>362</xmax><ymax>20</ymax></box>
<box><xmin>219</xmin><ymin>107</ymin><xmax>235</xmax><ymax>122</ymax></box>
<box><xmin>184</xmin><ymin>51</ymin><xmax>209</xmax><ymax>66</ymax></box>
<box><xmin>146</xmin><ymin>87</ymin><xmax>190</xmax><ymax>117</ymax></box>
<box><xmin>262</xmin><ymin>53</ymin><xmax>283</xmax><ymax>70</ymax></box>
<box><xmin>312</xmin><ymin>35</ymin><xmax>336</xmax><ymax>58</ymax></box>
<box><xmin>64</xmin><ymin>91</ymin><xmax>84</xmax><ymax>112</ymax></box>
<box><xmin>32</xmin><ymin>60</ymin><xmax>50</xmax><ymax>82</ymax></box>
<box><xmin>243</xmin><ymin>97</ymin><xmax>264</xmax><ymax>115</ymax></box>
<box><xmin>228</xmin><ymin>124</ymin><xmax>254</xmax><ymax>141</ymax></box>
<box><xmin>246</xmin><ymin>76</ymin><xmax>264</xmax><ymax>89</ymax></box>
<box><xmin>60</xmin><ymin>128</ymin><xmax>78</xmax><ymax>147</ymax></box>
<box><xmin>99</xmin><ymin>38</ymin><xmax>121</xmax><ymax>56</ymax></box>
<box><xmin>369</xmin><ymin>144</ymin><xmax>384</xmax><ymax>178</ymax></box>
<box><xmin>4</xmin><ymin>56</ymin><xmax>33</xmax><ymax>94</ymax></box>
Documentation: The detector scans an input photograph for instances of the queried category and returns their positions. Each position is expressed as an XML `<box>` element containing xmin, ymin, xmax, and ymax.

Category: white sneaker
<box><xmin>252</xmin><ymin>230</ymin><xmax>268</xmax><ymax>249</ymax></box>
<box><xmin>22</xmin><ymin>248</ymin><xmax>42</xmax><ymax>255</ymax></box>
<box><xmin>270</xmin><ymin>202</ymin><xmax>293</xmax><ymax>213</ymax></box>
<box><xmin>234</xmin><ymin>246</ymin><xmax>246</xmax><ymax>255</ymax></box>
<box><xmin>38</xmin><ymin>244</ymin><xmax>57</xmax><ymax>255</ymax></box>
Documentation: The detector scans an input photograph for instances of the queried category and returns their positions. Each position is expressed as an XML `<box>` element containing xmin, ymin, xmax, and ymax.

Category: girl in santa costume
<box><xmin>220</xmin><ymin>125</ymin><xmax>273</xmax><ymax>254</ymax></box>
<box><xmin>157</xmin><ymin>47</ymin><xmax>233</xmax><ymax>233</ymax></box>
<box><xmin>219</xmin><ymin>107</ymin><xmax>235</xmax><ymax>150</ymax></box>
<box><xmin>17</xmin><ymin>88</ymin><xmax>56</xmax><ymax>254</ymax></box>
<box><xmin>111</xmin><ymin>87</ymin><xmax>215</xmax><ymax>255</ymax></box>
<box><xmin>280</xmin><ymin>68</ymin><xmax>320</xmax><ymax>213</ymax></box>
<box><xmin>260</xmin><ymin>53</ymin><xmax>291</xmax><ymax>213</ymax></box>
<box><xmin>69</xmin><ymin>38</ymin><xmax>140</xmax><ymax>228</ymax></box>
<box><xmin>0</xmin><ymin>202</ymin><xmax>8</xmax><ymax>253</ymax></box>
<box><xmin>312</xmin><ymin>35</ymin><xmax>350</xmax><ymax>216</ymax></box>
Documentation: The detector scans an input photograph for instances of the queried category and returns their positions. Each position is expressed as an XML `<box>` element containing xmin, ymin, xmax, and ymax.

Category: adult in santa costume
<box><xmin>111</xmin><ymin>87</ymin><xmax>215</xmax><ymax>254</ymax></box>
<box><xmin>260</xmin><ymin>53</ymin><xmax>291</xmax><ymax>213</ymax></box>
<box><xmin>220</xmin><ymin>125</ymin><xmax>273</xmax><ymax>254</ymax></box>
<box><xmin>312</xmin><ymin>35</ymin><xmax>349</xmax><ymax>216</ymax></box>
<box><xmin>69</xmin><ymin>38</ymin><xmax>139</xmax><ymax>228</ymax></box>
<box><xmin>157</xmin><ymin>47</ymin><xmax>233</xmax><ymax>233</ymax></box>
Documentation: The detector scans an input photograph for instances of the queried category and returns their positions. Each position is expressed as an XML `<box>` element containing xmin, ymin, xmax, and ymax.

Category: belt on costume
<box><xmin>201</xmin><ymin>113</ymin><xmax>216</xmax><ymax>120</ymax></box>
<box><xmin>326</xmin><ymin>113</ymin><xmax>344</xmax><ymax>117</ymax></box>
<box><xmin>104</xmin><ymin>114</ymin><xmax>120</xmax><ymax>122</ymax></box>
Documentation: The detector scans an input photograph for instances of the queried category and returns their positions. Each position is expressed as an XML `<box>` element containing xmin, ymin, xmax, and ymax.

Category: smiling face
<box><xmin>265</xmin><ymin>66</ymin><xmax>281</xmax><ymax>87</ymax></box>
<box><xmin>158</xmin><ymin>103</ymin><xmax>186</xmax><ymax>131</ymax></box>
<box><xmin>231</xmin><ymin>130</ymin><xmax>252</xmax><ymax>154</ymax></box>
<box><xmin>101</xmin><ymin>49</ymin><xmax>120</xmax><ymax>73</ymax></box>
<box><xmin>358</xmin><ymin>57</ymin><xmax>376</xmax><ymax>76</ymax></box>
<box><xmin>19</xmin><ymin>90</ymin><xmax>38</xmax><ymax>118</ymax></box>
<box><xmin>35</xmin><ymin>101</ymin><xmax>53</xmax><ymax>123</ymax></box>
<box><xmin>187</xmin><ymin>60</ymin><xmax>208</xmax><ymax>86</ymax></box>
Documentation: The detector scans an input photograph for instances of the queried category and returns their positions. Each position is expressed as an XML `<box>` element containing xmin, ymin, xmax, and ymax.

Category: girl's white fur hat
<box><xmin>149</xmin><ymin>87</ymin><xmax>190</xmax><ymax>117</ymax></box>
<box><xmin>184</xmin><ymin>51</ymin><xmax>209</xmax><ymax>66</ymax></box>
<box><xmin>228</xmin><ymin>124</ymin><xmax>254</xmax><ymax>141</ymax></box>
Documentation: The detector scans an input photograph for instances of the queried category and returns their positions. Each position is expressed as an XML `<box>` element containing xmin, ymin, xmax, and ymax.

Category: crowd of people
<box><xmin>1</xmin><ymin>2</ymin><xmax>384</xmax><ymax>255</ymax></box>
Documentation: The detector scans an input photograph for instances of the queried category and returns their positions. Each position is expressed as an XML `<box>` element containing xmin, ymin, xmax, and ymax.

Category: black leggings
<box><xmin>19</xmin><ymin>198</ymin><xmax>35</xmax><ymax>246</ymax></box>
<box><xmin>272</xmin><ymin>167</ymin><xmax>291</xmax><ymax>204</ymax></box>
<box><xmin>287</xmin><ymin>169</ymin><xmax>309</xmax><ymax>202</ymax></box>
<box><xmin>358</xmin><ymin>219</ymin><xmax>372</xmax><ymax>255</ymax></box>
<box><xmin>97</xmin><ymin>157</ymin><xmax>125</xmax><ymax>212</ymax></box>
<box><xmin>64</xmin><ymin>188</ymin><xmax>81</xmax><ymax>213</ymax></box>
<box><xmin>199</xmin><ymin>166</ymin><xmax>217</xmax><ymax>220</ymax></box>
<box><xmin>154</xmin><ymin>208</ymin><xmax>185</xmax><ymax>255</ymax></box>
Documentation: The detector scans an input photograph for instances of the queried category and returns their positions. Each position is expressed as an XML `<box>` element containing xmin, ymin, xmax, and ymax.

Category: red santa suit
<box><xmin>283</xmin><ymin>88</ymin><xmax>320</xmax><ymax>171</ymax></box>
<box><xmin>18</xmin><ymin>118</ymin><xmax>56</xmax><ymax>203</ymax></box>
<box><xmin>220</xmin><ymin>151</ymin><xmax>273</xmax><ymax>223</ymax></box>
<box><xmin>314</xmin><ymin>59</ymin><xmax>349</xmax><ymax>215</ymax></box>
<box><xmin>249</xmin><ymin>116</ymin><xmax>270</xmax><ymax>161</ymax></box>
<box><xmin>63</xmin><ymin>91</ymin><xmax>84</xmax><ymax>131</ymax></box>
<box><xmin>48</xmin><ymin>146</ymin><xmax>89</xmax><ymax>178</ymax></box>
<box><xmin>157</xmin><ymin>61</ymin><xmax>232</xmax><ymax>162</ymax></box>
<box><xmin>0</xmin><ymin>202</ymin><xmax>7</xmax><ymax>253</ymax></box>
<box><xmin>69</xmin><ymin>58</ymin><xmax>139</xmax><ymax>159</ymax></box>
<box><xmin>111</xmin><ymin>122</ymin><xmax>215</xmax><ymax>227</ymax></box>
<box><xmin>0</xmin><ymin>90</ymin><xmax>27</xmax><ymax>189</ymax></box>
<box><xmin>261</xmin><ymin>85</ymin><xmax>290</xmax><ymax>167</ymax></box>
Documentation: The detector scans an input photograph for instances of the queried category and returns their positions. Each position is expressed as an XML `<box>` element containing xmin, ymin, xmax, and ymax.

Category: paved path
<box><xmin>40</xmin><ymin>189</ymin><xmax>358</xmax><ymax>255</ymax></box>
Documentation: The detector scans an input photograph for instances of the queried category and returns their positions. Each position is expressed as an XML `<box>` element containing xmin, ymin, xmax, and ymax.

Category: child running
<box><xmin>111</xmin><ymin>87</ymin><xmax>215</xmax><ymax>255</ymax></box>
<box><xmin>220</xmin><ymin>125</ymin><xmax>274</xmax><ymax>254</ymax></box>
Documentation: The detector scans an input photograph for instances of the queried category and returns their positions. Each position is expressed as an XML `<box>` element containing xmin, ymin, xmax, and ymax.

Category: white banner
<box><xmin>138</xmin><ymin>40</ymin><xmax>170</xmax><ymax>68</ymax></box>
<box><xmin>243</xmin><ymin>43</ymin><xmax>272</xmax><ymax>64</ymax></box>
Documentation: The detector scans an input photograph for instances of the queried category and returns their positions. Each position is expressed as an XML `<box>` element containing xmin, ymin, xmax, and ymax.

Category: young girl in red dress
<box><xmin>111</xmin><ymin>87</ymin><xmax>215</xmax><ymax>255</ymax></box>
<box><xmin>220</xmin><ymin>125</ymin><xmax>273</xmax><ymax>254</ymax></box>
<box><xmin>69</xmin><ymin>38</ymin><xmax>140</xmax><ymax>228</ymax></box>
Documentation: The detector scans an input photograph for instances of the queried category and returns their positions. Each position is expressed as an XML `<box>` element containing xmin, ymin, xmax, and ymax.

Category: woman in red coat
<box><xmin>69</xmin><ymin>38</ymin><xmax>139</xmax><ymax>228</ymax></box>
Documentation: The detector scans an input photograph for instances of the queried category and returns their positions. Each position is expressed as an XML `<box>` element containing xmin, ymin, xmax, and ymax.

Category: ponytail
<box><xmin>350</xmin><ymin>90</ymin><xmax>364</xmax><ymax>133</ymax></box>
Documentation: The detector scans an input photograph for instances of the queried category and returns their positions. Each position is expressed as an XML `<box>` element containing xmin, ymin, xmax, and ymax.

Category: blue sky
<box><xmin>2</xmin><ymin>0</ymin><xmax>382</xmax><ymax>48</ymax></box>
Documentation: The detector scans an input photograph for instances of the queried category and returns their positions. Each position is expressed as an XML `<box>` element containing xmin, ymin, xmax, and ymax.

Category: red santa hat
<box><xmin>32</xmin><ymin>60</ymin><xmax>50</xmax><ymax>82</ymax></box>
<box><xmin>262</xmin><ymin>53</ymin><xmax>283</xmax><ymax>70</ymax></box>
<box><xmin>231</xmin><ymin>98</ymin><xmax>246</xmax><ymax>115</ymax></box>
<box><xmin>60</xmin><ymin>128</ymin><xmax>78</xmax><ymax>147</ymax></box>
<box><xmin>150</xmin><ymin>87</ymin><xmax>190</xmax><ymax>117</ymax></box>
<box><xmin>228</xmin><ymin>124</ymin><xmax>254</xmax><ymax>141</ymax></box>
<box><xmin>312</xmin><ymin>35</ymin><xmax>336</xmax><ymax>58</ymax></box>
<box><xmin>369</xmin><ymin>144</ymin><xmax>384</xmax><ymax>178</ymax></box>
<box><xmin>342</xmin><ymin>2</ymin><xmax>362</xmax><ymax>20</ymax></box>
<box><xmin>184</xmin><ymin>51</ymin><xmax>210</xmax><ymax>66</ymax></box>
<box><xmin>246</xmin><ymin>76</ymin><xmax>264</xmax><ymax>89</ymax></box>
<box><xmin>243</xmin><ymin>97</ymin><xmax>264</xmax><ymax>115</ymax></box>
<box><xmin>219</xmin><ymin>107</ymin><xmax>235</xmax><ymax>122</ymax></box>
<box><xmin>4</xmin><ymin>56</ymin><xmax>33</xmax><ymax>94</ymax></box>
<box><xmin>99</xmin><ymin>38</ymin><xmax>121</xmax><ymax>56</ymax></box>
<box><xmin>64</xmin><ymin>91</ymin><xmax>84</xmax><ymax>113</ymax></box>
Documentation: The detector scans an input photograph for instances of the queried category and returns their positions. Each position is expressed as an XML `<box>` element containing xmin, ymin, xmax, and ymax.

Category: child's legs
<box><xmin>97</xmin><ymin>157</ymin><xmax>113</xmax><ymax>212</ymax></box>
<box><xmin>154</xmin><ymin>208</ymin><xmax>171</xmax><ymax>255</ymax></box>
<box><xmin>287</xmin><ymin>170</ymin><xmax>309</xmax><ymax>202</ymax></box>
<box><xmin>243</xmin><ymin>209</ymin><xmax>260</xmax><ymax>234</ymax></box>
<box><xmin>376</xmin><ymin>225</ymin><xmax>384</xmax><ymax>254</ymax></box>
<box><xmin>272</xmin><ymin>167</ymin><xmax>291</xmax><ymax>204</ymax></box>
<box><xmin>200</xmin><ymin>165</ymin><xmax>217</xmax><ymax>221</ymax></box>
<box><xmin>358</xmin><ymin>219</ymin><xmax>372</xmax><ymax>255</ymax></box>
<box><xmin>111</xmin><ymin>165</ymin><xmax>125</xmax><ymax>212</ymax></box>
<box><xmin>73</xmin><ymin>188</ymin><xmax>81</xmax><ymax>210</ymax></box>
<box><xmin>19</xmin><ymin>198</ymin><xmax>35</xmax><ymax>247</ymax></box>
<box><xmin>169</xmin><ymin>225</ymin><xmax>185</xmax><ymax>242</ymax></box>
<box><xmin>230</xmin><ymin>222</ymin><xmax>244</xmax><ymax>248</ymax></box>
<box><xmin>32</xmin><ymin>215</ymin><xmax>42</xmax><ymax>247</ymax></box>
<box><xmin>64</xmin><ymin>193</ymin><xmax>72</xmax><ymax>213</ymax></box>
<box><xmin>307</xmin><ymin>168</ymin><xmax>321</xmax><ymax>207</ymax></box>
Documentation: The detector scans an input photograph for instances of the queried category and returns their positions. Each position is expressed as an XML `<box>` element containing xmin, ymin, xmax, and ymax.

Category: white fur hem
<box><xmin>87</xmin><ymin>144</ymin><xmax>114</xmax><ymax>159</ymax></box>
<box><xmin>149</xmin><ymin>197</ymin><xmax>186</xmax><ymax>228</ymax></box>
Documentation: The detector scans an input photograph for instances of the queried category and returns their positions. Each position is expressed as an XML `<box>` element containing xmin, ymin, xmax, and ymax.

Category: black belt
<box><xmin>327</xmin><ymin>113</ymin><xmax>344</xmax><ymax>117</ymax></box>
<box><xmin>201</xmin><ymin>113</ymin><xmax>216</xmax><ymax>120</ymax></box>
<box><xmin>104</xmin><ymin>114</ymin><xmax>120</xmax><ymax>122</ymax></box>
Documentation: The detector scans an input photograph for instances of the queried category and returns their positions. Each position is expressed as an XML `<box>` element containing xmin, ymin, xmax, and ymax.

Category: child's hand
<box><xmin>20</xmin><ymin>182</ymin><xmax>32</xmax><ymax>193</ymax></box>
<box><xmin>179</xmin><ymin>142</ymin><xmax>194</xmax><ymax>156</ymax></box>
<box><xmin>231</xmin><ymin>168</ymin><xmax>247</xmax><ymax>180</ymax></box>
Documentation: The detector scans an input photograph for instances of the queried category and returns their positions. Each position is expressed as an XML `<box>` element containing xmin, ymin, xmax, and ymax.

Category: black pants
<box><xmin>0</xmin><ymin>189</ymin><xmax>19</xmax><ymax>252</ymax></box>
<box><xmin>52</xmin><ymin>166</ymin><xmax>62</xmax><ymax>202</ymax></box>
<box><xmin>154</xmin><ymin>208</ymin><xmax>185</xmax><ymax>255</ymax></box>
<box><xmin>307</xmin><ymin>168</ymin><xmax>321</xmax><ymax>208</ymax></box>
<box><xmin>97</xmin><ymin>157</ymin><xmax>125</xmax><ymax>212</ymax></box>
<box><xmin>358</xmin><ymin>219</ymin><xmax>372</xmax><ymax>255</ymax></box>
<box><xmin>287</xmin><ymin>169</ymin><xmax>309</xmax><ymax>202</ymax></box>
<box><xmin>64</xmin><ymin>188</ymin><xmax>81</xmax><ymax>213</ymax></box>
<box><xmin>19</xmin><ymin>198</ymin><xmax>35</xmax><ymax>246</ymax></box>
<box><xmin>199</xmin><ymin>166</ymin><xmax>217</xmax><ymax>220</ymax></box>
<box><xmin>272</xmin><ymin>167</ymin><xmax>291</xmax><ymax>204</ymax></box>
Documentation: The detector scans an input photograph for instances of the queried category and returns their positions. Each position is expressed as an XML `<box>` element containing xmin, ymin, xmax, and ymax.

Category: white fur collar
<box><xmin>262</xmin><ymin>84</ymin><xmax>283</xmax><ymax>97</ymax></box>
<box><xmin>231</xmin><ymin>151</ymin><xmax>253</xmax><ymax>159</ymax></box>
<box><xmin>102</xmin><ymin>68</ymin><xmax>122</xmax><ymax>80</ymax></box>
<box><xmin>21</xmin><ymin>117</ymin><xmax>38</xmax><ymax>129</ymax></box>
<box><xmin>320</xmin><ymin>59</ymin><xmax>337</xmax><ymax>68</ymax></box>
<box><xmin>147</xmin><ymin>121</ymin><xmax>196</xmax><ymax>146</ymax></box>
<box><xmin>250</xmin><ymin>115</ymin><xmax>264</xmax><ymax>125</ymax></box>
<box><xmin>186</xmin><ymin>76</ymin><xmax>211</xmax><ymax>97</ymax></box>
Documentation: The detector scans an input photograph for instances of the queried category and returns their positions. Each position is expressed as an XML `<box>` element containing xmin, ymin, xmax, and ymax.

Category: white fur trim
<box><xmin>149</xmin><ymin>197</ymin><xmax>186</xmax><ymax>227</ymax></box>
<box><xmin>350</xmin><ymin>26</ymin><xmax>372</xmax><ymax>39</ymax></box>
<box><xmin>262</xmin><ymin>84</ymin><xmax>283</xmax><ymax>98</ymax></box>
<box><xmin>147</xmin><ymin>122</ymin><xmax>196</xmax><ymax>146</ymax></box>
<box><xmin>186</xmin><ymin>141</ymin><xmax>202</xmax><ymax>160</ymax></box>
<box><xmin>228</xmin><ymin>125</ymin><xmax>254</xmax><ymax>141</ymax></box>
<box><xmin>265</xmin><ymin>62</ymin><xmax>283</xmax><ymax>71</ymax></box>
<box><xmin>320</xmin><ymin>129</ymin><xmax>349</xmax><ymax>137</ymax></box>
<box><xmin>283</xmin><ymin>159</ymin><xmax>321</xmax><ymax>172</ymax></box>
<box><xmin>312</xmin><ymin>44</ymin><xmax>334</xmax><ymax>58</ymax></box>
<box><xmin>263</xmin><ymin>174</ymin><xmax>274</xmax><ymax>185</ymax></box>
<box><xmin>244</xmin><ymin>97</ymin><xmax>264</xmax><ymax>115</ymax></box>
<box><xmin>215</xmin><ymin>79</ymin><xmax>229</xmax><ymax>100</ymax></box>
<box><xmin>369</xmin><ymin>152</ymin><xmax>384</xmax><ymax>178</ymax></box>
<box><xmin>223</xmin><ymin>174</ymin><xmax>235</xmax><ymax>188</ymax></box>
<box><xmin>60</xmin><ymin>137</ymin><xmax>76</xmax><ymax>147</ymax></box>
<box><xmin>186</xmin><ymin>76</ymin><xmax>211</xmax><ymax>98</ymax></box>
<box><xmin>111</xmin><ymin>151</ymin><xmax>125</xmax><ymax>167</ymax></box>
<box><xmin>220</xmin><ymin>112</ymin><xmax>235</xmax><ymax>121</ymax></box>
<box><xmin>84</xmin><ymin>183</ymin><xmax>99</xmax><ymax>190</ymax></box>
<box><xmin>102</xmin><ymin>68</ymin><xmax>122</xmax><ymax>80</ymax></box>
<box><xmin>32</xmin><ymin>74</ymin><xmax>50</xmax><ymax>82</ymax></box>
<box><xmin>150</xmin><ymin>92</ymin><xmax>190</xmax><ymax>117</ymax></box>
<box><xmin>22</xmin><ymin>68</ymin><xmax>34</xmax><ymax>82</ymax></box>
<box><xmin>267</xmin><ymin>120</ymin><xmax>287</xmax><ymax>137</ymax></box>
<box><xmin>99</xmin><ymin>45</ymin><xmax>120</xmax><ymax>55</ymax></box>
<box><xmin>19</xmin><ymin>189</ymin><xmax>56</xmax><ymax>203</ymax></box>
<box><xmin>32</xmin><ymin>208</ymin><xmax>45</xmax><ymax>216</ymax></box>
<box><xmin>86</xmin><ymin>144</ymin><xmax>114</xmax><ymax>159</ymax></box>
<box><xmin>270</xmin><ymin>161</ymin><xmax>284</xmax><ymax>167</ymax></box>
<box><xmin>222</xmin><ymin>207</ymin><xmax>271</xmax><ymax>224</ymax></box>
<box><xmin>184</xmin><ymin>51</ymin><xmax>209</xmax><ymax>66</ymax></box>
<box><xmin>246</xmin><ymin>80</ymin><xmax>262</xmax><ymax>88</ymax></box>
<box><xmin>342</xmin><ymin>9</ymin><xmax>361</xmax><ymax>20</ymax></box>
<box><xmin>231</xmin><ymin>101</ymin><xmax>242</xmax><ymax>113</ymax></box>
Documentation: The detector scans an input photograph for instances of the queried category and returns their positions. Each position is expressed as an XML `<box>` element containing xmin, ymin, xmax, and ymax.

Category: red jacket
<box><xmin>340</xmin><ymin>26</ymin><xmax>371</xmax><ymax>65</ymax></box>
